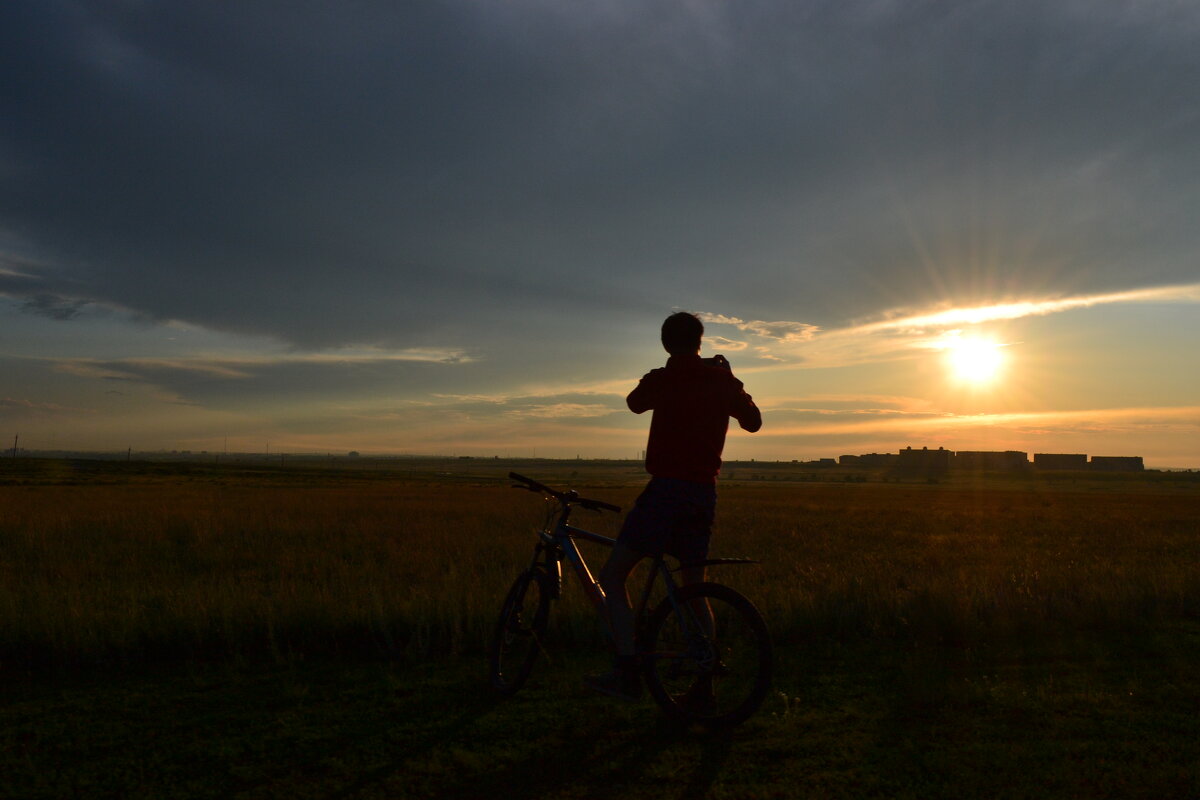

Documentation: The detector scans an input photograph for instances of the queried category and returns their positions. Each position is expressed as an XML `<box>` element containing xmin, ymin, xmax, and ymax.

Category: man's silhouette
<box><xmin>586</xmin><ymin>311</ymin><xmax>762</xmax><ymax>702</ymax></box>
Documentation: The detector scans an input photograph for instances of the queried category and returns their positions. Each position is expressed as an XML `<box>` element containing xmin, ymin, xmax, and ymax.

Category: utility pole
<box><xmin>11</xmin><ymin>433</ymin><xmax>16</xmax><ymax>460</ymax></box>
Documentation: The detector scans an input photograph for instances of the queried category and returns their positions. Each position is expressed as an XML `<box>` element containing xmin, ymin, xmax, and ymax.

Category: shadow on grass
<box><xmin>321</xmin><ymin>677</ymin><xmax>504</xmax><ymax>800</ymax></box>
<box><xmin>676</xmin><ymin>730</ymin><xmax>735</xmax><ymax>800</ymax></box>
<box><xmin>458</xmin><ymin>712</ymin><xmax>734</xmax><ymax>800</ymax></box>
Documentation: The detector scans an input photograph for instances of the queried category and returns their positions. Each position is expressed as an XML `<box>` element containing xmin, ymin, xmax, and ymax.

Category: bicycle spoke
<box><xmin>643</xmin><ymin>583</ymin><xmax>772</xmax><ymax>727</ymax></box>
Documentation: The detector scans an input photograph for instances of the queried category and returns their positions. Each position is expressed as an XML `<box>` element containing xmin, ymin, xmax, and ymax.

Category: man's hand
<box><xmin>705</xmin><ymin>354</ymin><xmax>731</xmax><ymax>370</ymax></box>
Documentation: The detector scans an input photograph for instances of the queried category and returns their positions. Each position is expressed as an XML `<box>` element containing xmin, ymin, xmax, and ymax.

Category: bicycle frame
<box><xmin>528</xmin><ymin>498</ymin><xmax>690</xmax><ymax>643</ymax></box>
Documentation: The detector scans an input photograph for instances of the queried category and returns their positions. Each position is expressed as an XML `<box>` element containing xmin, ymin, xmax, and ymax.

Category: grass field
<box><xmin>2</xmin><ymin>457</ymin><xmax>1198</xmax><ymax>797</ymax></box>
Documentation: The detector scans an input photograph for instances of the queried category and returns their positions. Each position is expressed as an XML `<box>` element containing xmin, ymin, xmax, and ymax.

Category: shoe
<box><xmin>672</xmin><ymin>681</ymin><xmax>717</xmax><ymax>717</ymax></box>
<box><xmin>583</xmin><ymin>669</ymin><xmax>642</xmax><ymax>702</ymax></box>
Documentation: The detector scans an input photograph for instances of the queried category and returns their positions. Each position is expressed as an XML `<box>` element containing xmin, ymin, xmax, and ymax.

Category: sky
<box><xmin>2</xmin><ymin>1</ymin><xmax>1198</xmax><ymax>467</ymax></box>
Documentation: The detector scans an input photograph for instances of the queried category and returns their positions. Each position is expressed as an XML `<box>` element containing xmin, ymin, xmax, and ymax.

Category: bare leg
<box><xmin>679</xmin><ymin>564</ymin><xmax>716</xmax><ymax>698</ymax></box>
<box><xmin>598</xmin><ymin>542</ymin><xmax>645</xmax><ymax>658</ymax></box>
<box><xmin>680</xmin><ymin>564</ymin><xmax>713</xmax><ymax>639</ymax></box>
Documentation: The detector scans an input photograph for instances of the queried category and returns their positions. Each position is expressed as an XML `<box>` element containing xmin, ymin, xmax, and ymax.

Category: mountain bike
<box><xmin>490</xmin><ymin>472</ymin><xmax>772</xmax><ymax>728</ymax></box>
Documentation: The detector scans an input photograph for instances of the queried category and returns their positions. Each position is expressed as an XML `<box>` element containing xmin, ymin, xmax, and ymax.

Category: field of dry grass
<box><xmin>3</xmin><ymin>458</ymin><xmax>1199</xmax><ymax>798</ymax></box>
<box><xmin>1</xmin><ymin>458</ymin><xmax>1197</xmax><ymax>672</ymax></box>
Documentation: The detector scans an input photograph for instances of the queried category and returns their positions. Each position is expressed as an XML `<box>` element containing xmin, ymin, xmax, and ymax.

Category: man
<box><xmin>586</xmin><ymin>311</ymin><xmax>762</xmax><ymax>701</ymax></box>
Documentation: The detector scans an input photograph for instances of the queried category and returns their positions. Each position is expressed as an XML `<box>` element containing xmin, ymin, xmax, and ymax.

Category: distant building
<box><xmin>1090</xmin><ymin>456</ymin><xmax>1144</xmax><ymax>472</ymax></box>
<box><xmin>835</xmin><ymin>448</ymin><xmax>1143</xmax><ymax>473</ymax></box>
<box><xmin>857</xmin><ymin>452</ymin><xmax>898</xmax><ymax>467</ymax></box>
<box><xmin>1033</xmin><ymin>453</ymin><xmax>1088</xmax><ymax>470</ymax></box>
<box><xmin>838</xmin><ymin>453</ymin><xmax>898</xmax><ymax>467</ymax></box>
<box><xmin>897</xmin><ymin>446</ymin><xmax>951</xmax><ymax>472</ymax></box>
<box><xmin>952</xmin><ymin>450</ymin><xmax>1028</xmax><ymax>471</ymax></box>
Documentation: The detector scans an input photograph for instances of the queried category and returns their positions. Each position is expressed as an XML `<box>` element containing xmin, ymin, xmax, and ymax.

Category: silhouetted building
<box><xmin>1034</xmin><ymin>453</ymin><xmax>1087</xmax><ymax>470</ymax></box>
<box><xmin>952</xmin><ymin>450</ymin><xmax>1028</xmax><ymax>471</ymax></box>
<box><xmin>835</xmin><ymin>448</ymin><xmax>1143</xmax><ymax>473</ymax></box>
<box><xmin>1089</xmin><ymin>456</ymin><xmax>1144</xmax><ymax>472</ymax></box>
<box><xmin>897</xmin><ymin>446</ymin><xmax>951</xmax><ymax>473</ymax></box>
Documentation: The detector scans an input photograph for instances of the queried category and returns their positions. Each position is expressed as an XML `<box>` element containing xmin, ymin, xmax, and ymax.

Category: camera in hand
<box><xmin>703</xmin><ymin>354</ymin><xmax>731</xmax><ymax>370</ymax></box>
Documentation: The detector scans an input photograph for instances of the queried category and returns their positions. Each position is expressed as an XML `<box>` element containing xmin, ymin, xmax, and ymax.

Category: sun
<box><xmin>943</xmin><ymin>335</ymin><xmax>1005</xmax><ymax>385</ymax></box>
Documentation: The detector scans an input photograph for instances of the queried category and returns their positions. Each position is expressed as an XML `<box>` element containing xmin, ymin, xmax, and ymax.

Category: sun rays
<box><xmin>936</xmin><ymin>332</ymin><xmax>1007</xmax><ymax>386</ymax></box>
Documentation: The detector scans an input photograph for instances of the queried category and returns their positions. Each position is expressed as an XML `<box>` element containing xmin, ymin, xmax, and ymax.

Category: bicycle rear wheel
<box><xmin>489</xmin><ymin>569</ymin><xmax>552</xmax><ymax>694</ymax></box>
<box><xmin>641</xmin><ymin>582</ymin><xmax>772</xmax><ymax>728</ymax></box>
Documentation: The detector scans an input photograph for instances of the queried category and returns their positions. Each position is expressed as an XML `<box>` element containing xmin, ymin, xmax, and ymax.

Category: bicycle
<box><xmin>490</xmin><ymin>472</ymin><xmax>773</xmax><ymax>728</ymax></box>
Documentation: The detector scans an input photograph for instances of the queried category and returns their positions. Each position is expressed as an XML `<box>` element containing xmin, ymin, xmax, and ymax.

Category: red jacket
<box><xmin>627</xmin><ymin>353</ymin><xmax>762</xmax><ymax>484</ymax></box>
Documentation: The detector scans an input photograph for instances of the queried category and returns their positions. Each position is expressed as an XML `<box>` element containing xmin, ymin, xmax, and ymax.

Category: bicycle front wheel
<box><xmin>489</xmin><ymin>569</ymin><xmax>552</xmax><ymax>695</ymax></box>
<box><xmin>642</xmin><ymin>582</ymin><xmax>772</xmax><ymax>728</ymax></box>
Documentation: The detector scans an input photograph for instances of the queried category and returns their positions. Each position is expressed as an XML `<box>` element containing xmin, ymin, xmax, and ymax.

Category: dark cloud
<box><xmin>21</xmin><ymin>293</ymin><xmax>88</xmax><ymax>320</ymax></box>
<box><xmin>2</xmin><ymin>0</ymin><xmax>1198</xmax><ymax>349</ymax></box>
<box><xmin>0</xmin><ymin>395</ymin><xmax>92</xmax><ymax>417</ymax></box>
<box><xmin>47</xmin><ymin>354</ymin><xmax>471</xmax><ymax>409</ymax></box>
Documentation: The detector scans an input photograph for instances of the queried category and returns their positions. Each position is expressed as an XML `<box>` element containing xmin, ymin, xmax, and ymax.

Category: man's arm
<box><xmin>729</xmin><ymin>378</ymin><xmax>762</xmax><ymax>433</ymax></box>
<box><xmin>626</xmin><ymin>370</ymin><xmax>661</xmax><ymax>414</ymax></box>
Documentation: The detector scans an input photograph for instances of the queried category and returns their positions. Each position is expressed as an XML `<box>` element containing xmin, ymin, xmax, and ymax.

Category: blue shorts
<box><xmin>617</xmin><ymin>478</ymin><xmax>716</xmax><ymax>566</ymax></box>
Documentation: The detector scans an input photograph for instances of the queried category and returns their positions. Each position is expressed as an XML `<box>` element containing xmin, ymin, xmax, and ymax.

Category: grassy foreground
<box><xmin>5</xmin><ymin>636</ymin><xmax>1199</xmax><ymax>798</ymax></box>
<box><xmin>1</xmin><ymin>458</ymin><xmax>1198</xmax><ymax>797</ymax></box>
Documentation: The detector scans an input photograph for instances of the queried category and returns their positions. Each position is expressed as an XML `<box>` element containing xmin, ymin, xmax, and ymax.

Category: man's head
<box><xmin>661</xmin><ymin>312</ymin><xmax>703</xmax><ymax>356</ymax></box>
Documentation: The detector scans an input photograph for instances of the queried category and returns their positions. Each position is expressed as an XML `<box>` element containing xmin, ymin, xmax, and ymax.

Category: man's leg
<box><xmin>679</xmin><ymin>563</ymin><xmax>715</xmax><ymax>641</ymax></box>
<box><xmin>676</xmin><ymin>563</ymin><xmax>717</xmax><ymax>710</ymax></box>
<box><xmin>583</xmin><ymin>542</ymin><xmax>646</xmax><ymax>700</ymax></box>
<box><xmin>598</xmin><ymin>542</ymin><xmax>645</xmax><ymax>660</ymax></box>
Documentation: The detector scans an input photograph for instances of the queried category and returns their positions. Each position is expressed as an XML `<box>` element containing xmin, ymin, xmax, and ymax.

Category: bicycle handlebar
<box><xmin>509</xmin><ymin>472</ymin><xmax>622</xmax><ymax>514</ymax></box>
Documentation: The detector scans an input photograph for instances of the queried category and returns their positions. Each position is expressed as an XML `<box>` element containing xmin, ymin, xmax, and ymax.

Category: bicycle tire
<box><xmin>641</xmin><ymin>582</ymin><xmax>772</xmax><ymax>728</ymax></box>
<box><xmin>489</xmin><ymin>569</ymin><xmax>552</xmax><ymax>694</ymax></box>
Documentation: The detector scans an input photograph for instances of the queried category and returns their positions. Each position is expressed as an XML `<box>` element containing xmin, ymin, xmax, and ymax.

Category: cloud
<box><xmin>71</xmin><ymin>358</ymin><xmax>254</xmax><ymax>380</ymax></box>
<box><xmin>290</xmin><ymin>389</ymin><xmax>636</xmax><ymax>454</ymax></box>
<box><xmin>2</xmin><ymin>1</ymin><xmax>1197</xmax><ymax>355</ymax></box>
<box><xmin>697</xmin><ymin>313</ymin><xmax>745</xmax><ymax>326</ymax></box>
<box><xmin>700</xmin><ymin>312</ymin><xmax>819</xmax><ymax>343</ymax></box>
<box><xmin>697</xmin><ymin>280</ymin><xmax>1200</xmax><ymax>372</ymax></box>
<box><xmin>53</xmin><ymin>362</ymin><xmax>140</xmax><ymax>381</ymax></box>
<box><xmin>35</xmin><ymin>348</ymin><xmax>479</xmax><ymax>414</ymax></box>
<box><xmin>752</xmin><ymin>346</ymin><xmax>784</xmax><ymax>362</ymax></box>
<box><xmin>0</xmin><ymin>397</ymin><xmax>93</xmax><ymax>416</ymax></box>
<box><xmin>760</xmin><ymin>405</ymin><xmax>1200</xmax><ymax>439</ymax></box>
<box><xmin>697</xmin><ymin>313</ymin><xmax>819</xmax><ymax>363</ymax></box>
<box><xmin>21</xmin><ymin>293</ymin><xmax>88</xmax><ymax>320</ymax></box>
<box><xmin>738</xmin><ymin>320</ymin><xmax>820</xmax><ymax>342</ymax></box>
<box><xmin>703</xmin><ymin>336</ymin><xmax>748</xmax><ymax>351</ymax></box>
<box><xmin>503</xmin><ymin>403</ymin><xmax>616</xmax><ymax>419</ymax></box>
<box><xmin>763</xmin><ymin>394</ymin><xmax>936</xmax><ymax>414</ymax></box>
<box><xmin>845</xmin><ymin>283</ymin><xmax>1200</xmax><ymax>336</ymax></box>
<box><xmin>430</xmin><ymin>390</ymin><xmax>626</xmax><ymax>420</ymax></box>
<box><xmin>760</xmin><ymin>393</ymin><xmax>953</xmax><ymax>430</ymax></box>
<box><xmin>54</xmin><ymin>348</ymin><xmax>474</xmax><ymax>382</ymax></box>
<box><xmin>0</xmin><ymin>265</ymin><xmax>34</xmax><ymax>280</ymax></box>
